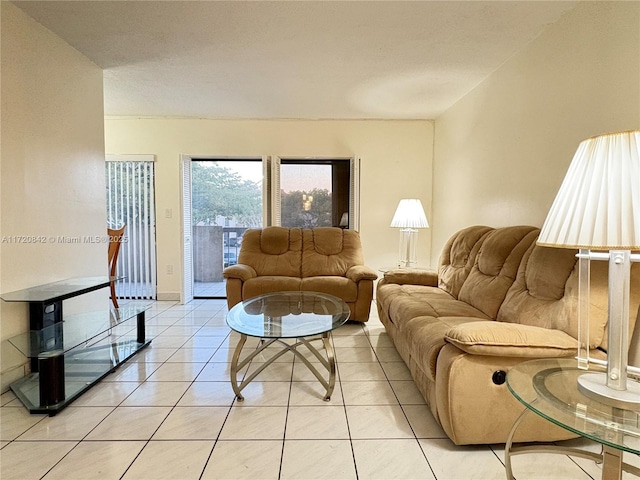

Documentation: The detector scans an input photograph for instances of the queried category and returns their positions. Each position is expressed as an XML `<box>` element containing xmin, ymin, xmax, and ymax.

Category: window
<box><xmin>271</xmin><ymin>157</ymin><xmax>359</xmax><ymax>230</ymax></box>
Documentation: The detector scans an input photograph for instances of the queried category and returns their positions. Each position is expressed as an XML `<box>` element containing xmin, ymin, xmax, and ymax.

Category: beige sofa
<box><xmin>224</xmin><ymin>226</ymin><xmax>378</xmax><ymax>322</ymax></box>
<box><xmin>376</xmin><ymin>225</ymin><xmax>640</xmax><ymax>445</ymax></box>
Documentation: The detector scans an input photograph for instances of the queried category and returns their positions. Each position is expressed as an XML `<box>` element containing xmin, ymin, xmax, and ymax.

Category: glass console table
<box><xmin>1</xmin><ymin>277</ymin><xmax>151</xmax><ymax>415</ymax></box>
<box><xmin>506</xmin><ymin>358</ymin><xmax>640</xmax><ymax>480</ymax></box>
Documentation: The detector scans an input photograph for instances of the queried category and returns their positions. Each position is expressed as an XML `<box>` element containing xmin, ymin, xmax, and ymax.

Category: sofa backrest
<box><xmin>500</xmin><ymin>238</ymin><xmax>618</xmax><ymax>350</ymax></box>
<box><xmin>237</xmin><ymin>226</ymin><xmax>365</xmax><ymax>278</ymax></box>
<box><xmin>458</xmin><ymin>226</ymin><xmax>539</xmax><ymax>319</ymax></box>
<box><xmin>238</xmin><ymin>227</ymin><xmax>303</xmax><ymax>277</ymax></box>
<box><xmin>498</xmin><ymin>238</ymin><xmax>640</xmax><ymax>352</ymax></box>
<box><xmin>439</xmin><ymin>224</ymin><xmax>640</xmax><ymax>353</ymax></box>
<box><xmin>438</xmin><ymin>225</ymin><xmax>493</xmax><ymax>298</ymax></box>
<box><xmin>301</xmin><ymin>228</ymin><xmax>364</xmax><ymax>277</ymax></box>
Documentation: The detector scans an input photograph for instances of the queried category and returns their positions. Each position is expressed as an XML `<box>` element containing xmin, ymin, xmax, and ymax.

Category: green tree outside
<box><xmin>281</xmin><ymin>188</ymin><xmax>332</xmax><ymax>228</ymax></box>
<box><xmin>192</xmin><ymin>162</ymin><xmax>262</xmax><ymax>226</ymax></box>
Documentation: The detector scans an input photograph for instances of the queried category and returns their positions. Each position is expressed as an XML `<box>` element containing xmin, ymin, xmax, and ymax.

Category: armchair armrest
<box><xmin>444</xmin><ymin>321</ymin><xmax>578</xmax><ymax>358</ymax></box>
<box><xmin>346</xmin><ymin>265</ymin><xmax>378</xmax><ymax>283</ymax></box>
<box><xmin>223</xmin><ymin>264</ymin><xmax>257</xmax><ymax>282</ymax></box>
<box><xmin>383</xmin><ymin>269</ymin><xmax>438</xmax><ymax>287</ymax></box>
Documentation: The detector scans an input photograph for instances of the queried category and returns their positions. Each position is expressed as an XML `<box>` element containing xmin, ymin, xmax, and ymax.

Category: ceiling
<box><xmin>14</xmin><ymin>1</ymin><xmax>578</xmax><ymax>120</ymax></box>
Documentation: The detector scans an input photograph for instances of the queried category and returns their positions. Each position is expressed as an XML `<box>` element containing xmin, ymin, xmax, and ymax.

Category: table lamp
<box><xmin>538</xmin><ymin>130</ymin><xmax>640</xmax><ymax>408</ymax></box>
<box><xmin>390</xmin><ymin>199</ymin><xmax>429</xmax><ymax>268</ymax></box>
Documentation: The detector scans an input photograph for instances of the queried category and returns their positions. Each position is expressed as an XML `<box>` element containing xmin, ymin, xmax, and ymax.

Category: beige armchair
<box><xmin>223</xmin><ymin>226</ymin><xmax>378</xmax><ymax>322</ymax></box>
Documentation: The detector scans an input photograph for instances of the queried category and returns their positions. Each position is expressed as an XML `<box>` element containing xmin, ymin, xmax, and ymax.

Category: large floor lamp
<box><xmin>537</xmin><ymin>130</ymin><xmax>640</xmax><ymax>408</ymax></box>
<box><xmin>390</xmin><ymin>199</ymin><xmax>429</xmax><ymax>268</ymax></box>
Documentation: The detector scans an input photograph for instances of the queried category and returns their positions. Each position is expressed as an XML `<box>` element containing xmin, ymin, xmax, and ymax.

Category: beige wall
<box><xmin>432</xmin><ymin>1</ymin><xmax>640</xmax><ymax>265</ymax></box>
<box><xmin>0</xmin><ymin>3</ymin><xmax>107</xmax><ymax>390</ymax></box>
<box><xmin>104</xmin><ymin>118</ymin><xmax>434</xmax><ymax>299</ymax></box>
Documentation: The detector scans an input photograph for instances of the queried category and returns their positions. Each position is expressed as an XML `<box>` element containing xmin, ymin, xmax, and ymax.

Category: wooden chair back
<box><xmin>108</xmin><ymin>225</ymin><xmax>126</xmax><ymax>308</ymax></box>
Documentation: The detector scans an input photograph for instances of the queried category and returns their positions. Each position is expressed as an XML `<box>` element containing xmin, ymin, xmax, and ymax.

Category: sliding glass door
<box><xmin>189</xmin><ymin>158</ymin><xmax>263</xmax><ymax>298</ymax></box>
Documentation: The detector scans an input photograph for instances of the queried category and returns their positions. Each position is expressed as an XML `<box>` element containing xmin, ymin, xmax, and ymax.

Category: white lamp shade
<box><xmin>390</xmin><ymin>199</ymin><xmax>429</xmax><ymax>229</ymax></box>
<box><xmin>538</xmin><ymin>130</ymin><xmax>640</xmax><ymax>249</ymax></box>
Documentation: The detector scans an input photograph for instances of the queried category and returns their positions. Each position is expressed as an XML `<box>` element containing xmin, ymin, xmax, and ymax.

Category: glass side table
<box><xmin>506</xmin><ymin>358</ymin><xmax>640</xmax><ymax>480</ymax></box>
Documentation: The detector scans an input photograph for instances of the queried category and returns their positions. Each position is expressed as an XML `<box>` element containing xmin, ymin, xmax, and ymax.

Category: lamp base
<box><xmin>398</xmin><ymin>228</ymin><xmax>418</xmax><ymax>269</ymax></box>
<box><xmin>398</xmin><ymin>260</ymin><xmax>417</xmax><ymax>269</ymax></box>
<box><xmin>577</xmin><ymin>373</ymin><xmax>640</xmax><ymax>409</ymax></box>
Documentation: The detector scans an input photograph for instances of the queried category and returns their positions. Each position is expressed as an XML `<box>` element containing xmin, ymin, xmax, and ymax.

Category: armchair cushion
<box><xmin>221</xmin><ymin>264</ymin><xmax>257</xmax><ymax>282</ymax></box>
<box><xmin>238</xmin><ymin>227</ymin><xmax>302</xmax><ymax>277</ymax></box>
<box><xmin>301</xmin><ymin>228</ymin><xmax>364</xmax><ymax>277</ymax></box>
<box><xmin>346</xmin><ymin>265</ymin><xmax>378</xmax><ymax>283</ymax></box>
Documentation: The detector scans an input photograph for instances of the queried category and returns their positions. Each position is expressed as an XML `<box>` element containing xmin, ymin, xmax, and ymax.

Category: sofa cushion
<box><xmin>444</xmin><ymin>321</ymin><xmax>578</xmax><ymax>357</ymax></box>
<box><xmin>242</xmin><ymin>276</ymin><xmax>302</xmax><ymax>299</ymax></box>
<box><xmin>458</xmin><ymin>227</ymin><xmax>538</xmax><ymax>319</ymax></box>
<box><xmin>301</xmin><ymin>228</ymin><xmax>364</xmax><ymax>277</ymax></box>
<box><xmin>382</xmin><ymin>269</ymin><xmax>438</xmax><ymax>287</ymax></box>
<box><xmin>260</xmin><ymin>226</ymin><xmax>297</xmax><ymax>255</ymax></box>
<box><xmin>301</xmin><ymin>276</ymin><xmax>357</xmax><ymax>302</ymax></box>
<box><xmin>403</xmin><ymin>316</ymin><xmax>488</xmax><ymax>382</ymax></box>
<box><xmin>438</xmin><ymin>226</ymin><xmax>493</xmax><ymax>298</ymax></box>
<box><xmin>238</xmin><ymin>228</ymin><xmax>302</xmax><ymax>277</ymax></box>
<box><xmin>378</xmin><ymin>283</ymin><xmax>491</xmax><ymax>330</ymax></box>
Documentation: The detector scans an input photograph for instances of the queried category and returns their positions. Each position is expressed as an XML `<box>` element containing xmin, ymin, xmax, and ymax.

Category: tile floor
<box><xmin>1</xmin><ymin>299</ymin><xmax>638</xmax><ymax>480</ymax></box>
<box><xmin>193</xmin><ymin>281</ymin><xmax>226</xmax><ymax>298</ymax></box>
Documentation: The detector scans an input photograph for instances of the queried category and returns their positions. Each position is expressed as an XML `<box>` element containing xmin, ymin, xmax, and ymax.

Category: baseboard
<box><xmin>0</xmin><ymin>363</ymin><xmax>27</xmax><ymax>395</ymax></box>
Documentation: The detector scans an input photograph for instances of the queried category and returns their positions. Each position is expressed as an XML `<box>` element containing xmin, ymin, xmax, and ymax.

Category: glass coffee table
<box><xmin>226</xmin><ymin>291</ymin><xmax>350</xmax><ymax>401</ymax></box>
<box><xmin>506</xmin><ymin>358</ymin><xmax>640</xmax><ymax>480</ymax></box>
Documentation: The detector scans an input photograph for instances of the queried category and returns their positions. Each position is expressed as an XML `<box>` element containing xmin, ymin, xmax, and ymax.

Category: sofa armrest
<box><xmin>444</xmin><ymin>321</ymin><xmax>577</xmax><ymax>358</ymax></box>
<box><xmin>382</xmin><ymin>269</ymin><xmax>438</xmax><ymax>287</ymax></box>
<box><xmin>346</xmin><ymin>265</ymin><xmax>378</xmax><ymax>283</ymax></box>
<box><xmin>223</xmin><ymin>264</ymin><xmax>257</xmax><ymax>282</ymax></box>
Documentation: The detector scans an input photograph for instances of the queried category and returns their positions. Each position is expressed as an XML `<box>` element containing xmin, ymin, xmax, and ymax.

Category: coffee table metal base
<box><xmin>230</xmin><ymin>332</ymin><xmax>336</xmax><ymax>401</ymax></box>
<box><xmin>505</xmin><ymin>405</ymin><xmax>640</xmax><ymax>480</ymax></box>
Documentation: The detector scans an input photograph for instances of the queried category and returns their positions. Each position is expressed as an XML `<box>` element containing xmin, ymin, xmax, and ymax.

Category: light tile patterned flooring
<box><xmin>194</xmin><ymin>281</ymin><xmax>226</xmax><ymax>298</ymax></box>
<box><xmin>1</xmin><ymin>299</ymin><xmax>638</xmax><ymax>479</ymax></box>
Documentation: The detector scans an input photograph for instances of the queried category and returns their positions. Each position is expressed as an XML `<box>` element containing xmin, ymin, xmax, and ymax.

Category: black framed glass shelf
<box><xmin>8</xmin><ymin>303</ymin><xmax>150</xmax><ymax>358</ymax></box>
<box><xmin>11</xmin><ymin>334</ymin><xmax>149</xmax><ymax>415</ymax></box>
<box><xmin>1</xmin><ymin>276</ymin><xmax>151</xmax><ymax>415</ymax></box>
<box><xmin>0</xmin><ymin>276</ymin><xmax>121</xmax><ymax>303</ymax></box>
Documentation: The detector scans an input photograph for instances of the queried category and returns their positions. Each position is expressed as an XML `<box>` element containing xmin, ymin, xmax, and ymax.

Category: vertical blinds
<box><xmin>106</xmin><ymin>158</ymin><xmax>157</xmax><ymax>300</ymax></box>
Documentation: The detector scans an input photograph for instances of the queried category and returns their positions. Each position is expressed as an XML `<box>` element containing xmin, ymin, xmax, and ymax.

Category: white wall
<box><xmin>104</xmin><ymin>118</ymin><xmax>434</xmax><ymax>299</ymax></box>
<box><xmin>0</xmin><ymin>3</ymin><xmax>107</xmax><ymax>390</ymax></box>
<box><xmin>433</xmin><ymin>1</ymin><xmax>640</xmax><ymax>265</ymax></box>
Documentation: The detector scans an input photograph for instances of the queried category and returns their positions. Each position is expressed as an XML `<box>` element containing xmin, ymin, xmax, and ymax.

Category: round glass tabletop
<box><xmin>226</xmin><ymin>291</ymin><xmax>350</xmax><ymax>339</ymax></box>
<box><xmin>507</xmin><ymin>358</ymin><xmax>640</xmax><ymax>455</ymax></box>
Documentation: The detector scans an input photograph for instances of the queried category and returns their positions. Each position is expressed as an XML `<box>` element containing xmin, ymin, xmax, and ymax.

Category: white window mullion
<box><xmin>181</xmin><ymin>156</ymin><xmax>194</xmax><ymax>304</ymax></box>
<box><xmin>350</xmin><ymin>156</ymin><xmax>361</xmax><ymax>231</ymax></box>
<box><xmin>271</xmin><ymin>156</ymin><xmax>282</xmax><ymax>226</ymax></box>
